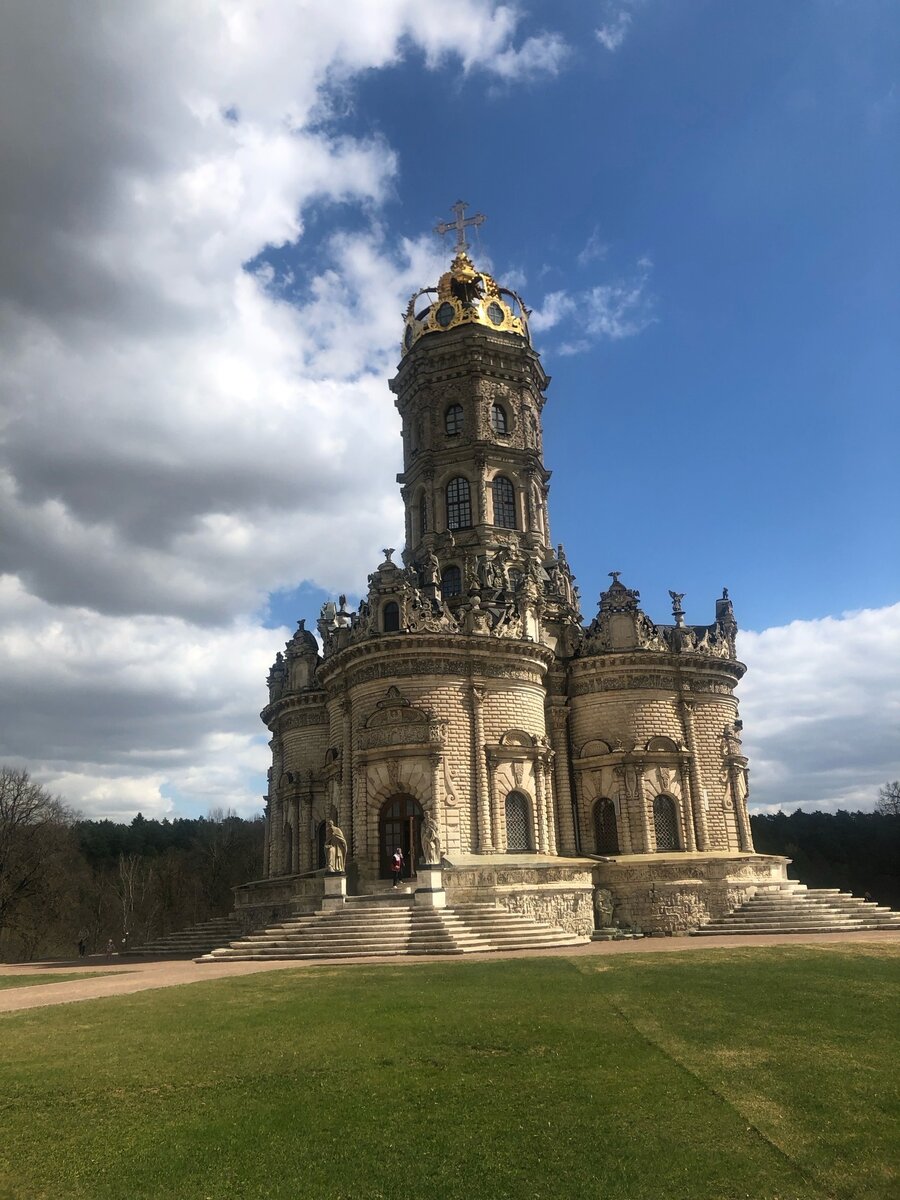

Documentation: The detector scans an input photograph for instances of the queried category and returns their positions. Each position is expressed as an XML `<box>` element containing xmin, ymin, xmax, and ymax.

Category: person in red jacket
<box><xmin>391</xmin><ymin>847</ymin><xmax>404</xmax><ymax>888</ymax></box>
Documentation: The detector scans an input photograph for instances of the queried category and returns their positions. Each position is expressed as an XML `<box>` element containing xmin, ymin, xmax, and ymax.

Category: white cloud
<box><xmin>0</xmin><ymin>2</ymin><xmax>571</xmax><ymax>818</ymax></box>
<box><xmin>738</xmin><ymin>604</ymin><xmax>900</xmax><ymax>814</ymax></box>
<box><xmin>0</xmin><ymin>574</ymin><xmax>278</xmax><ymax>819</ymax></box>
<box><xmin>596</xmin><ymin>8</ymin><xmax>633</xmax><ymax>53</ymax></box>
<box><xmin>577</xmin><ymin>228</ymin><xmax>609</xmax><ymax>266</ymax></box>
<box><xmin>530</xmin><ymin>258</ymin><xmax>655</xmax><ymax>352</ymax></box>
<box><xmin>489</xmin><ymin>33</ymin><xmax>570</xmax><ymax>81</ymax></box>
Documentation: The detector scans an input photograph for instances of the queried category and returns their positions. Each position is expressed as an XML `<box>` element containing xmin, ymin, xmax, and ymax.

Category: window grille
<box><xmin>445</xmin><ymin>404</ymin><xmax>464</xmax><ymax>436</ymax></box>
<box><xmin>505</xmin><ymin>792</ymin><xmax>531</xmax><ymax>851</ymax></box>
<box><xmin>490</xmin><ymin>403</ymin><xmax>508</xmax><ymax>435</ymax></box>
<box><xmin>593</xmin><ymin>798</ymin><xmax>619</xmax><ymax>855</ymax></box>
<box><xmin>446</xmin><ymin>477</ymin><xmax>472</xmax><ymax>530</ymax></box>
<box><xmin>441</xmin><ymin>564</ymin><xmax>462</xmax><ymax>598</ymax></box>
<box><xmin>653</xmin><ymin>794</ymin><xmax>680</xmax><ymax>851</ymax></box>
<box><xmin>492</xmin><ymin>476</ymin><xmax>516</xmax><ymax>529</ymax></box>
<box><xmin>382</xmin><ymin>602</ymin><xmax>400</xmax><ymax>633</ymax></box>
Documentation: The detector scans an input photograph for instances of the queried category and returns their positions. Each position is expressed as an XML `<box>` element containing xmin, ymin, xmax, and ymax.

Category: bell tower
<box><xmin>390</xmin><ymin>203</ymin><xmax>553</xmax><ymax>603</ymax></box>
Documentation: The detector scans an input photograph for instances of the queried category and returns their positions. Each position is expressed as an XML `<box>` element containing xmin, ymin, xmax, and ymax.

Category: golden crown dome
<box><xmin>401</xmin><ymin>205</ymin><xmax>530</xmax><ymax>355</ymax></box>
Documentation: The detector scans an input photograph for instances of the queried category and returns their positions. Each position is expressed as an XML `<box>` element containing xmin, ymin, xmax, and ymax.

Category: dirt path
<box><xmin>3</xmin><ymin>929</ymin><xmax>898</xmax><ymax>1014</ymax></box>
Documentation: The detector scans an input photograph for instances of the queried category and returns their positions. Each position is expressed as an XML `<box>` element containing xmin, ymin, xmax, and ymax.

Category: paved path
<box><xmin>2</xmin><ymin>929</ymin><xmax>898</xmax><ymax>1014</ymax></box>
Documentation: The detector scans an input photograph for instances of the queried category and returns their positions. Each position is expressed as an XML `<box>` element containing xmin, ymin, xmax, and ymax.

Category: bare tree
<box><xmin>0</xmin><ymin>767</ymin><xmax>75</xmax><ymax>947</ymax></box>
<box><xmin>877</xmin><ymin>781</ymin><xmax>900</xmax><ymax>816</ymax></box>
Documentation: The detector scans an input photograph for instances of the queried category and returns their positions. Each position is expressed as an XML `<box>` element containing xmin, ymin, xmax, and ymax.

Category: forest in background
<box><xmin>2</xmin><ymin>767</ymin><xmax>898</xmax><ymax>961</ymax></box>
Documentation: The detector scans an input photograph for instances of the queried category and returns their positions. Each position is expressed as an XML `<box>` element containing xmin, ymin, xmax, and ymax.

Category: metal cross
<box><xmin>433</xmin><ymin>200</ymin><xmax>486</xmax><ymax>255</ymax></box>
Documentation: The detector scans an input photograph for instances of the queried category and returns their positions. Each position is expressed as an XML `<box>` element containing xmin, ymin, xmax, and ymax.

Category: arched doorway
<box><xmin>379</xmin><ymin>795</ymin><xmax>424</xmax><ymax>880</ymax></box>
<box><xmin>653</xmin><ymin>794</ymin><xmax>680</xmax><ymax>851</ymax></box>
<box><xmin>593</xmin><ymin>797</ymin><xmax>619</xmax><ymax>855</ymax></box>
<box><xmin>505</xmin><ymin>791</ymin><xmax>531</xmax><ymax>851</ymax></box>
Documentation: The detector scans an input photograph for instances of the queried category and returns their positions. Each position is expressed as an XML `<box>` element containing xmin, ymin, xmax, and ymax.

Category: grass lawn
<box><xmin>0</xmin><ymin>972</ymin><xmax>123</xmax><ymax>991</ymax></box>
<box><xmin>1</xmin><ymin>944</ymin><xmax>898</xmax><ymax>1200</ymax></box>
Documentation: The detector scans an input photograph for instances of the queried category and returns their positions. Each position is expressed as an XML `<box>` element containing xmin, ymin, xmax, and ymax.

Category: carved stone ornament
<box><xmin>358</xmin><ymin>685</ymin><xmax>435</xmax><ymax>750</ymax></box>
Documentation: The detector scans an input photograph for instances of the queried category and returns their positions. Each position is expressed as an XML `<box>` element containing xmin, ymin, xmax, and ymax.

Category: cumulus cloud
<box><xmin>0</xmin><ymin>2</ymin><xmax>570</xmax><ymax>818</ymax></box>
<box><xmin>0</xmin><ymin>574</ymin><xmax>279</xmax><ymax>819</ymax></box>
<box><xmin>530</xmin><ymin>258</ymin><xmax>655</xmax><ymax>352</ymax></box>
<box><xmin>738</xmin><ymin>604</ymin><xmax>900</xmax><ymax>814</ymax></box>
<box><xmin>596</xmin><ymin>6</ymin><xmax>634</xmax><ymax>52</ymax></box>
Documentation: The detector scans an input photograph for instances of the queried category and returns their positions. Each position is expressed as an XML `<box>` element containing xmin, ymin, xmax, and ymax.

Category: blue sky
<box><xmin>0</xmin><ymin>1</ymin><xmax>897</xmax><ymax>820</ymax></box>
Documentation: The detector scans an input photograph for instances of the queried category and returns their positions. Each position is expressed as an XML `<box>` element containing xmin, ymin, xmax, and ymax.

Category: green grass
<box><xmin>0</xmin><ymin>971</ymin><xmax>123</xmax><ymax>990</ymax></box>
<box><xmin>1</xmin><ymin>945</ymin><xmax>898</xmax><ymax>1200</ymax></box>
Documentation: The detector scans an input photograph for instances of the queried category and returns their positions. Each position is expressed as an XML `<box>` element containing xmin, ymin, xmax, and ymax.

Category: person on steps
<box><xmin>391</xmin><ymin>847</ymin><xmax>404</xmax><ymax>888</ymax></box>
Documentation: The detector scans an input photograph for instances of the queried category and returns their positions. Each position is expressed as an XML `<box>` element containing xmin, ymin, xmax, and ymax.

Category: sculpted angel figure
<box><xmin>325</xmin><ymin>819</ymin><xmax>347</xmax><ymax>873</ymax></box>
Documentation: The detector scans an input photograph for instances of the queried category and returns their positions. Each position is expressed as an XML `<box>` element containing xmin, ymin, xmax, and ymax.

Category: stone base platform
<box><xmin>591</xmin><ymin>852</ymin><xmax>790</xmax><ymax>935</ymax></box>
<box><xmin>442</xmin><ymin>854</ymin><xmax>598</xmax><ymax>938</ymax></box>
<box><xmin>231</xmin><ymin>852</ymin><xmax>792</xmax><ymax>942</ymax></box>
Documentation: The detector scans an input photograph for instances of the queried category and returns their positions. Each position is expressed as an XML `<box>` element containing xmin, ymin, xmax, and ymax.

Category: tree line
<box><xmin>0</xmin><ymin>767</ymin><xmax>264</xmax><ymax>962</ymax></box>
<box><xmin>2</xmin><ymin>766</ymin><xmax>899</xmax><ymax>961</ymax></box>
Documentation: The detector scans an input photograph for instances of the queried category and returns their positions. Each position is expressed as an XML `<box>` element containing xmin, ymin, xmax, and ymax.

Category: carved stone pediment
<box><xmin>358</xmin><ymin>686</ymin><xmax>434</xmax><ymax>750</ymax></box>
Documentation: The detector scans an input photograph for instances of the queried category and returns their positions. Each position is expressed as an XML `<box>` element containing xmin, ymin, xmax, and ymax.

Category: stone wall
<box><xmin>593</xmin><ymin>853</ymin><xmax>789</xmax><ymax>934</ymax></box>
<box><xmin>233</xmin><ymin>871</ymin><xmax>325</xmax><ymax>931</ymax></box>
<box><xmin>444</xmin><ymin>861</ymin><xmax>595</xmax><ymax>937</ymax></box>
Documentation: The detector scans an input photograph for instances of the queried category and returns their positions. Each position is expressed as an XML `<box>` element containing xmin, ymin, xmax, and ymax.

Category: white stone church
<box><xmin>221</xmin><ymin>204</ymin><xmax>800</xmax><ymax>949</ymax></box>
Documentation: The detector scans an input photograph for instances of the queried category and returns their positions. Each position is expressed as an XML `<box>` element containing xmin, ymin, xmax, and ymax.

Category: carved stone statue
<box><xmin>325</xmin><ymin>819</ymin><xmax>347</xmax><ymax>873</ymax></box>
<box><xmin>423</xmin><ymin>550</ymin><xmax>440</xmax><ymax>588</ymax></box>
<box><xmin>420</xmin><ymin>812</ymin><xmax>441</xmax><ymax>865</ymax></box>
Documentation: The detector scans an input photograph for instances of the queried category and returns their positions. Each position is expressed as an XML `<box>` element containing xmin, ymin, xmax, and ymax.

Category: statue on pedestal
<box><xmin>325</xmin><ymin>819</ymin><xmax>347</xmax><ymax>873</ymax></box>
<box><xmin>420</xmin><ymin>812</ymin><xmax>442</xmax><ymax>865</ymax></box>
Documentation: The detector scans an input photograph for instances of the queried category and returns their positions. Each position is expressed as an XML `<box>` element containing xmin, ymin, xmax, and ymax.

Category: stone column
<box><xmin>340</xmin><ymin>696</ymin><xmax>353</xmax><ymax>845</ymax></box>
<box><xmin>729</xmin><ymin>757</ymin><xmax>754</xmax><ymax>852</ymax></box>
<box><xmin>291</xmin><ymin>795</ymin><xmax>301</xmax><ymax>875</ymax></box>
<box><xmin>541</xmin><ymin>751</ymin><xmax>558</xmax><ymax>854</ymax></box>
<box><xmin>677</xmin><ymin>759</ymin><xmax>698</xmax><ymax>852</ymax></box>
<box><xmin>352</xmin><ymin>758</ymin><xmax>367</xmax><ymax>859</ymax></box>
<box><xmin>263</xmin><ymin>799</ymin><xmax>271</xmax><ymax>877</ymax></box>
<box><xmin>475</xmin><ymin>455</ymin><xmax>487</xmax><ymax>525</ymax></box>
<box><xmin>548</xmin><ymin>708</ymin><xmax>577</xmax><ymax>854</ymax></box>
<box><xmin>680</xmin><ymin>698</ymin><xmax>710</xmax><ymax>851</ymax></box>
<box><xmin>300</xmin><ymin>793</ymin><xmax>314</xmax><ymax>872</ymax></box>
<box><xmin>424</xmin><ymin>468</ymin><xmax>435</xmax><ymax>538</ymax></box>
<box><xmin>533</xmin><ymin>755</ymin><xmax>548</xmax><ymax>853</ymax></box>
<box><xmin>470</xmin><ymin>685</ymin><xmax>494</xmax><ymax>852</ymax></box>
<box><xmin>624</xmin><ymin>765</ymin><xmax>652</xmax><ymax>853</ymax></box>
<box><xmin>486</xmin><ymin>752</ymin><xmax>502</xmax><ymax>851</ymax></box>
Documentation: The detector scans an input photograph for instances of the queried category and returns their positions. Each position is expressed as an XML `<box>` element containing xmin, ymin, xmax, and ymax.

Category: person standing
<box><xmin>391</xmin><ymin>846</ymin><xmax>404</xmax><ymax>888</ymax></box>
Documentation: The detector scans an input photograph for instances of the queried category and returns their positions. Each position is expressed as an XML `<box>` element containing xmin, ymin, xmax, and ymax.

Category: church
<box><xmin>242</xmin><ymin>205</ymin><xmax>790</xmax><ymax>940</ymax></box>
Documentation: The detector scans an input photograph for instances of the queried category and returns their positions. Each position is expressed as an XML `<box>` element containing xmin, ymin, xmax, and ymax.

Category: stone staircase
<box><xmin>132</xmin><ymin>915</ymin><xmax>246</xmax><ymax>957</ymax></box>
<box><xmin>199</xmin><ymin>896</ymin><xmax>587</xmax><ymax>962</ymax></box>
<box><xmin>691</xmin><ymin>882</ymin><xmax>900</xmax><ymax>937</ymax></box>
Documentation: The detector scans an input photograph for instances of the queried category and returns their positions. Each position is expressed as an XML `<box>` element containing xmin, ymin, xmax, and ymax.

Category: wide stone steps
<box><xmin>132</xmin><ymin>915</ymin><xmax>245</xmax><ymax>956</ymax></box>
<box><xmin>691</xmin><ymin>883</ymin><xmax>900</xmax><ymax>937</ymax></box>
<box><xmin>199</xmin><ymin>900</ymin><xmax>586</xmax><ymax>962</ymax></box>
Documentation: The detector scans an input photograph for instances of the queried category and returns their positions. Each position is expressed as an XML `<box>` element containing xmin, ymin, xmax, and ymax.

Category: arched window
<box><xmin>445</xmin><ymin>404</ymin><xmax>464</xmax><ymax>436</ymax></box>
<box><xmin>492</xmin><ymin>476</ymin><xmax>516</xmax><ymax>529</ymax></box>
<box><xmin>653</xmin><ymin>794</ymin><xmax>680</xmax><ymax>852</ymax></box>
<box><xmin>441</xmin><ymin>564</ymin><xmax>462</xmax><ymax>599</ymax></box>
<box><xmin>505</xmin><ymin>791</ymin><xmax>531</xmax><ymax>851</ymax></box>
<box><xmin>382</xmin><ymin>601</ymin><xmax>400</xmax><ymax>633</ymax></box>
<box><xmin>446</xmin><ymin>477</ymin><xmax>472</xmax><ymax>530</ymax></box>
<box><xmin>418</xmin><ymin>492</ymin><xmax>428</xmax><ymax>538</ymax></box>
<box><xmin>593</xmin><ymin>798</ymin><xmax>619</xmax><ymax>855</ymax></box>
<box><xmin>490</xmin><ymin>403</ymin><xmax>508</xmax><ymax>435</ymax></box>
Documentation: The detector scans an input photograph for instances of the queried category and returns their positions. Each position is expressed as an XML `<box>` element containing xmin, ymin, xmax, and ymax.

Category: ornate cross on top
<box><xmin>433</xmin><ymin>200</ymin><xmax>486</xmax><ymax>255</ymax></box>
